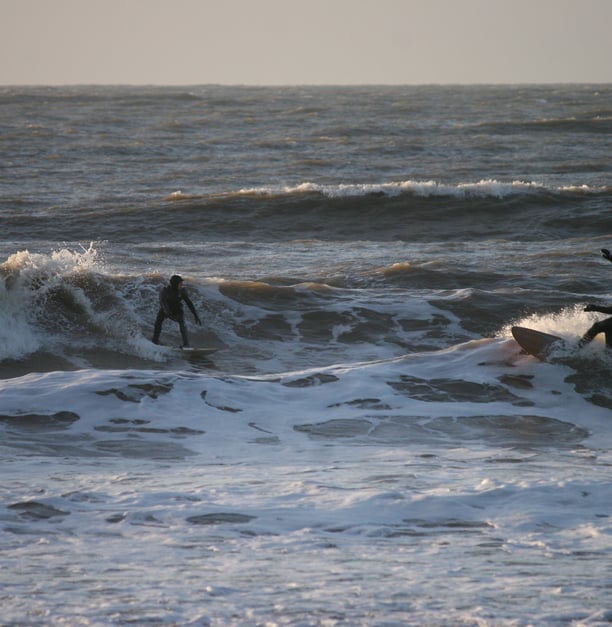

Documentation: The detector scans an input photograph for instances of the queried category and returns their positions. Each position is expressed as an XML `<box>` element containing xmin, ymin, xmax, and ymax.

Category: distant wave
<box><xmin>5</xmin><ymin>179</ymin><xmax>607</xmax><ymax>246</ymax></box>
<box><xmin>157</xmin><ymin>180</ymin><xmax>612</xmax><ymax>243</ymax></box>
<box><xmin>167</xmin><ymin>179</ymin><xmax>608</xmax><ymax>203</ymax></box>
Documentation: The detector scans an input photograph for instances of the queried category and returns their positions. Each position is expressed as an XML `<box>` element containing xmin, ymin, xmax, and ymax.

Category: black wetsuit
<box><xmin>581</xmin><ymin>249</ymin><xmax>612</xmax><ymax>348</ymax></box>
<box><xmin>152</xmin><ymin>284</ymin><xmax>199</xmax><ymax>347</ymax></box>
<box><xmin>581</xmin><ymin>304</ymin><xmax>612</xmax><ymax>348</ymax></box>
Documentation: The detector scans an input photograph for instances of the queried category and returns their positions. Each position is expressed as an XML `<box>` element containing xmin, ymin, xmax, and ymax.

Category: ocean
<box><xmin>1</xmin><ymin>84</ymin><xmax>611</xmax><ymax>626</ymax></box>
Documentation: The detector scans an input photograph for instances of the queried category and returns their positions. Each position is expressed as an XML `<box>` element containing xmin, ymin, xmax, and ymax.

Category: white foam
<box><xmin>236</xmin><ymin>179</ymin><xmax>603</xmax><ymax>200</ymax></box>
<box><xmin>0</xmin><ymin>246</ymin><xmax>102</xmax><ymax>359</ymax></box>
<box><xmin>1</xmin><ymin>330</ymin><xmax>611</xmax><ymax>625</ymax></box>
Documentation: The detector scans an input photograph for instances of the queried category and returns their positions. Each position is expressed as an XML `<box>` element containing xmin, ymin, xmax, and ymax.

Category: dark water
<box><xmin>1</xmin><ymin>85</ymin><xmax>611</xmax><ymax>626</ymax></box>
<box><xmin>2</xmin><ymin>85</ymin><xmax>611</xmax><ymax>373</ymax></box>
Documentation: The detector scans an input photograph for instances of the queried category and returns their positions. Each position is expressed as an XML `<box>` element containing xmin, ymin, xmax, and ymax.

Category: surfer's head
<box><xmin>170</xmin><ymin>275</ymin><xmax>184</xmax><ymax>289</ymax></box>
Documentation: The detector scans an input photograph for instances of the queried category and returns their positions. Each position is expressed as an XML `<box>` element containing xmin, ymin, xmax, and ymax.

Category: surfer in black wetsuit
<box><xmin>580</xmin><ymin>248</ymin><xmax>612</xmax><ymax>348</ymax></box>
<box><xmin>152</xmin><ymin>275</ymin><xmax>201</xmax><ymax>347</ymax></box>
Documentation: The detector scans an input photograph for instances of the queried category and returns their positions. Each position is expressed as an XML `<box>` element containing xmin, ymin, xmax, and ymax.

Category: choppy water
<box><xmin>1</xmin><ymin>84</ymin><xmax>611</xmax><ymax>625</ymax></box>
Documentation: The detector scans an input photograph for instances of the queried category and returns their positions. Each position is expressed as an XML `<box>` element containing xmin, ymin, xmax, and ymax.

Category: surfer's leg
<box><xmin>152</xmin><ymin>309</ymin><xmax>165</xmax><ymax>344</ymax></box>
<box><xmin>579</xmin><ymin>323</ymin><xmax>599</xmax><ymax>347</ymax></box>
<box><xmin>178</xmin><ymin>316</ymin><xmax>190</xmax><ymax>348</ymax></box>
<box><xmin>580</xmin><ymin>318</ymin><xmax>612</xmax><ymax>348</ymax></box>
<box><xmin>579</xmin><ymin>327</ymin><xmax>596</xmax><ymax>346</ymax></box>
<box><xmin>601</xmin><ymin>317</ymin><xmax>612</xmax><ymax>348</ymax></box>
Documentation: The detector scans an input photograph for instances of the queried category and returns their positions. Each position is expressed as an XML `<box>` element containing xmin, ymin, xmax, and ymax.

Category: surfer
<box><xmin>152</xmin><ymin>275</ymin><xmax>201</xmax><ymax>347</ymax></box>
<box><xmin>580</xmin><ymin>248</ymin><xmax>612</xmax><ymax>348</ymax></box>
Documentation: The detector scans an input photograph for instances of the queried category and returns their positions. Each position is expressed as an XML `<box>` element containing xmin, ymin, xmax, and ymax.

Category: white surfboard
<box><xmin>173</xmin><ymin>347</ymin><xmax>218</xmax><ymax>356</ymax></box>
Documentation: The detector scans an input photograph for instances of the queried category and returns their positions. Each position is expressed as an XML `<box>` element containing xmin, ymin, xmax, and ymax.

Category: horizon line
<box><xmin>2</xmin><ymin>81</ymin><xmax>611</xmax><ymax>88</ymax></box>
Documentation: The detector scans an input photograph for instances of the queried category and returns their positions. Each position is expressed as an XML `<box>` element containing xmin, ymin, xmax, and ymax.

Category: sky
<box><xmin>2</xmin><ymin>0</ymin><xmax>612</xmax><ymax>85</ymax></box>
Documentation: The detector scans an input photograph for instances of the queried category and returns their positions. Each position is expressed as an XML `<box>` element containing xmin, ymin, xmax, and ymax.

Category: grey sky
<box><xmin>2</xmin><ymin>0</ymin><xmax>611</xmax><ymax>85</ymax></box>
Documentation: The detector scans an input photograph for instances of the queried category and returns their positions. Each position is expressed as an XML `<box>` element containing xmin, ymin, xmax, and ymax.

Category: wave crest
<box><xmin>231</xmin><ymin>179</ymin><xmax>606</xmax><ymax>200</ymax></box>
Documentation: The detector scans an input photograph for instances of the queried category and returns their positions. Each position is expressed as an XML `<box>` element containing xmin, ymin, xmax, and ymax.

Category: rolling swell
<box><xmin>146</xmin><ymin>184</ymin><xmax>611</xmax><ymax>242</ymax></box>
<box><xmin>6</xmin><ymin>183</ymin><xmax>609</xmax><ymax>244</ymax></box>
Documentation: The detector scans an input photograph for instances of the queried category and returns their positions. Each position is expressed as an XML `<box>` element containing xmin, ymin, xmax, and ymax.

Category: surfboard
<box><xmin>173</xmin><ymin>347</ymin><xmax>218</xmax><ymax>356</ymax></box>
<box><xmin>511</xmin><ymin>326</ymin><xmax>563</xmax><ymax>360</ymax></box>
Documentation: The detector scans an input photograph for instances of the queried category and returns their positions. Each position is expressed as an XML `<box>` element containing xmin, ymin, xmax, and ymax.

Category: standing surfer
<box><xmin>152</xmin><ymin>275</ymin><xmax>201</xmax><ymax>347</ymax></box>
<box><xmin>580</xmin><ymin>248</ymin><xmax>612</xmax><ymax>348</ymax></box>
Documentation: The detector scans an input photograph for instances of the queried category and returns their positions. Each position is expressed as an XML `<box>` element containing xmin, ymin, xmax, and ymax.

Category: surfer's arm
<box><xmin>602</xmin><ymin>249</ymin><xmax>612</xmax><ymax>263</ymax></box>
<box><xmin>584</xmin><ymin>303</ymin><xmax>612</xmax><ymax>314</ymax></box>
<box><xmin>181</xmin><ymin>290</ymin><xmax>201</xmax><ymax>325</ymax></box>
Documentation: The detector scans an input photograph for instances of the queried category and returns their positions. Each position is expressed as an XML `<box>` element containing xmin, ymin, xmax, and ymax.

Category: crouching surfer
<box><xmin>580</xmin><ymin>248</ymin><xmax>612</xmax><ymax>348</ymax></box>
<box><xmin>152</xmin><ymin>275</ymin><xmax>201</xmax><ymax>348</ymax></box>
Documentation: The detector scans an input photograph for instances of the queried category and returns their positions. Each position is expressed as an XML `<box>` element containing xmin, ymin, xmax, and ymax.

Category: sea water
<box><xmin>1</xmin><ymin>85</ymin><xmax>611</xmax><ymax>625</ymax></box>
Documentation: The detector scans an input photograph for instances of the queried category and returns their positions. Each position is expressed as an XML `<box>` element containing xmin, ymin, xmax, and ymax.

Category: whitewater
<box><xmin>1</xmin><ymin>84</ymin><xmax>611</xmax><ymax>626</ymax></box>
